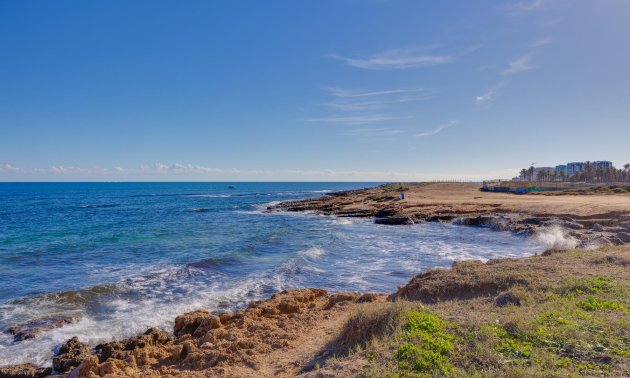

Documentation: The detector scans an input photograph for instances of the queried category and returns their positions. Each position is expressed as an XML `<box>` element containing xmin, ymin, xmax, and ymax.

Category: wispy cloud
<box><xmin>476</xmin><ymin>46</ymin><xmax>544</xmax><ymax>104</ymax></box>
<box><xmin>415</xmin><ymin>120</ymin><xmax>458</xmax><ymax>137</ymax></box>
<box><xmin>1</xmin><ymin>162</ymin><xmax>520</xmax><ymax>181</ymax></box>
<box><xmin>350</xmin><ymin>127</ymin><xmax>405</xmax><ymax>138</ymax></box>
<box><xmin>531</xmin><ymin>37</ymin><xmax>553</xmax><ymax>47</ymax></box>
<box><xmin>504</xmin><ymin>0</ymin><xmax>548</xmax><ymax>14</ymax></box>
<box><xmin>306</xmin><ymin>86</ymin><xmax>426</xmax><ymax>127</ymax></box>
<box><xmin>322</xmin><ymin>87</ymin><xmax>429</xmax><ymax>112</ymax></box>
<box><xmin>305</xmin><ymin>114</ymin><xmax>413</xmax><ymax>125</ymax></box>
<box><xmin>502</xmin><ymin>54</ymin><xmax>537</xmax><ymax>75</ymax></box>
<box><xmin>0</xmin><ymin>163</ymin><xmax>20</xmax><ymax>173</ymax></box>
<box><xmin>327</xmin><ymin>87</ymin><xmax>424</xmax><ymax>98</ymax></box>
<box><xmin>476</xmin><ymin>82</ymin><xmax>506</xmax><ymax>104</ymax></box>
<box><xmin>140</xmin><ymin>163</ymin><xmax>227</xmax><ymax>175</ymax></box>
<box><xmin>330</xmin><ymin>48</ymin><xmax>453</xmax><ymax>70</ymax></box>
<box><xmin>503</xmin><ymin>0</ymin><xmax>571</xmax><ymax>15</ymax></box>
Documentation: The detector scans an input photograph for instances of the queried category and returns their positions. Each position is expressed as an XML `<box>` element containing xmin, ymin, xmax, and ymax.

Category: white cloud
<box><xmin>531</xmin><ymin>37</ymin><xmax>553</xmax><ymax>47</ymax></box>
<box><xmin>305</xmin><ymin>114</ymin><xmax>413</xmax><ymax>125</ymax></box>
<box><xmin>327</xmin><ymin>87</ymin><xmax>424</xmax><ymax>98</ymax></box>
<box><xmin>503</xmin><ymin>54</ymin><xmax>537</xmax><ymax>75</ymax></box>
<box><xmin>330</xmin><ymin>48</ymin><xmax>452</xmax><ymax>70</ymax></box>
<box><xmin>0</xmin><ymin>163</ymin><xmax>20</xmax><ymax>173</ymax></box>
<box><xmin>0</xmin><ymin>162</ymin><xmax>525</xmax><ymax>182</ymax></box>
<box><xmin>504</xmin><ymin>0</ymin><xmax>571</xmax><ymax>15</ymax></box>
<box><xmin>350</xmin><ymin>128</ymin><xmax>405</xmax><ymax>139</ymax></box>
<box><xmin>475</xmin><ymin>53</ymin><xmax>538</xmax><ymax>105</ymax></box>
<box><xmin>321</xmin><ymin>87</ymin><xmax>429</xmax><ymax>112</ymax></box>
<box><xmin>475</xmin><ymin>81</ymin><xmax>506</xmax><ymax>105</ymax></box>
<box><xmin>325</xmin><ymin>95</ymin><xmax>427</xmax><ymax>112</ymax></box>
<box><xmin>140</xmin><ymin>163</ymin><xmax>226</xmax><ymax>175</ymax></box>
<box><xmin>415</xmin><ymin>120</ymin><xmax>458</xmax><ymax>137</ymax></box>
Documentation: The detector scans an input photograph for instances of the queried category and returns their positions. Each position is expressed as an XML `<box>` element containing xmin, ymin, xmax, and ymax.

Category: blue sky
<box><xmin>1</xmin><ymin>0</ymin><xmax>629</xmax><ymax>181</ymax></box>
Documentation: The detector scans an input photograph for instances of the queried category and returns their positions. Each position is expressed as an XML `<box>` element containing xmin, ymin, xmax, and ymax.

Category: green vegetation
<box><xmin>327</xmin><ymin>246</ymin><xmax>630</xmax><ymax>377</ymax></box>
<box><xmin>395</xmin><ymin>310</ymin><xmax>454</xmax><ymax>375</ymax></box>
<box><xmin>380</xmin><ymin>183</ymin><xmax>411</xmax><ymax>192</ymax></box>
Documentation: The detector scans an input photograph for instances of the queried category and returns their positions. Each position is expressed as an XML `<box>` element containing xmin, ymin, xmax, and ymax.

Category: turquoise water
<box><xmin>0</xmin><ymin>182</ymin><xmax>544</xmax><ymax>366</ymax></box>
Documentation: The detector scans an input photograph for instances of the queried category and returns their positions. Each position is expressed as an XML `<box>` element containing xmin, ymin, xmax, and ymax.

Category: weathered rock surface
<box><xmin>60</xmin><ymin>289</ymin><xmax>384</xmax><ymax>377</ymax></box>
<box><xmin>617</xmin><ymin>232</ymin><xmax>630</xmax><ymax>243</ymax></box>
<box><xmin>0</xmin><ymin>363</ymin><xmax>51</xmax><ymax>378</ymax></box>
<box><xmin>52</xmin><ymin>336</ymin><xmax>91</xmax><ymax>373</ymax></box>
<box><xmin>374</xmin><ymin>216</ymin><xmax>413</xmax><ymax>225</ymax></box>
<box><xmin>94</xmin><ymin>327</ymin><xmax>173</xmax><ymax>364</ymax></box>
<box><xmin>267</xmin><ymin>183</ymin><xmax>630</xmax><ymax>247</ymax></box>
<box><xmin>494</xmin><ymin>292</ymin><xmax>522</xmax><ymax>307</ymax></box>
<box><xmin>6</xmin><ymin>316</ymin><xmax>76</xmax><ymax>342</ymax></box>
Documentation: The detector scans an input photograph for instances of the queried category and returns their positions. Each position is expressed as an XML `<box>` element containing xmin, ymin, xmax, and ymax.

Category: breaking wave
<box><xmin>532</xmin><ymin>225</ymin><xmax>579</xmax><ymax>250</ymax></box>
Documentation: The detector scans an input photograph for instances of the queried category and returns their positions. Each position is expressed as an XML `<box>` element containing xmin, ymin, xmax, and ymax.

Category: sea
<box><xmin>0</xmin><ymin>182</ymin><xmax>545</xmax><ymax>366</ymax></box>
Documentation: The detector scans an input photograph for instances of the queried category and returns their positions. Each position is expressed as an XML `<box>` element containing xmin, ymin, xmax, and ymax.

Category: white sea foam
<box><xmin>299</xmin><ymin>246</ymin><xmax>326</xmax><ymax>258</ymax></box>
<box><xmin>0</xmin><ymin>221</ymin><xmax>546</xmax><ymax>368</ymax></box>
<box><xmin>531</xmin><ymin>225</ymin><xmax>578</xmax><ymax>250</ymax></box>
<box><xmin>0</xmin><ymin>266</ymin><xmax>290</xmax><ymax>368</ymax></box>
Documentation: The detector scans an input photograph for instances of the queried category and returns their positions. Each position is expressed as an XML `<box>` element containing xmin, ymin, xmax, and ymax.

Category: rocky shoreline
<box><xmin>1</xmin><ymin>290</ymin><xmax>385</xmax><ymax>378</ymax></box>
<box><xmin>267</xmin><ymin>183</ymin><xmax>630</xmax><ymax>248</ymax></box>
<box><xmin>2</xmin><ymin>183</ymin><xmax>630</xmax><ymax>377</ymax></box>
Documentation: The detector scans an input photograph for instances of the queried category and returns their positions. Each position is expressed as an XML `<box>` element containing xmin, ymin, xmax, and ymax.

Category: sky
<box><xmin>1</xmin><ymin>0</ymin><xmax>629</xmax><ymax>182</ymax></box>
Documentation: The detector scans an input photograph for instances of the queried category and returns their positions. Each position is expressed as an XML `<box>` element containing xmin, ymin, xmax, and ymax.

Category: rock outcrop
<box><xmin>0</xmin><ymin>363</ymin><xmax>51</xmax><ymax>378</ymax></box>
<box><xmin>6</xmin><ymin>316</ymin><xmax>76</xmax><ymax>342</ymax></box>
<box><xmin>58</xmin><ymin>289</ymin><xmax>383</xmax><ymax>377</ymax></box>
<box><xmin>52</xmin><ymin>336</ymin><xmax>92</xmax><ymax>373</ymax></box>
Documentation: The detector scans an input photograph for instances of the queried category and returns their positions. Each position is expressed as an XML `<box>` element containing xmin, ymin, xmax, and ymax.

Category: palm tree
<box><xmin>520</xmin><ymin>169</ymin><xmax>528</xmax><ymax>181</ymax></box>
<box><xmin>585</xmin><ymin>161</ymin><xmax>593</xmax><ymax>183</ymax></box>
<box><xmin>528</xmin><ymin>166</ymin><xmax>535</xmax><ymax>182</ymax></box>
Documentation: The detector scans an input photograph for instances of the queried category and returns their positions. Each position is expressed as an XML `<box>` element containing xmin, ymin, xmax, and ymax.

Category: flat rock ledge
<box><xmin>268</xmin><ymin>190</ymin><xmax>630</xmax><ymax>248</ymax></box>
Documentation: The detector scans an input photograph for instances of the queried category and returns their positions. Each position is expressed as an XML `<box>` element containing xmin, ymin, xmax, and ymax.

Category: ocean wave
<box><xmin>531</xmin><ymin>225</ymin><xmax>578</xmax><ymax>250</ymax></box>
<box><xmin>79</xmin><ymin>204</ymin><xmax>120</xmax><ymax>209</ymax></box>
<box><xmin>183</xmin><ymin>194</ymin><xmax>231</xmax><ymax>198</ymax></box>
<box><xmin>192</xmin><ymin>208</ymin><xmax>211</xmax><ymax>213</ymax></box>
<box><xmin>298</xmin><ymin>246</ymin><xmax>326</xmax><ymax>258</ymax></box>
<box><xmin>187</xmin><ymin>256</ymin><xmax>242</xmax><ymax>269</ymax></box>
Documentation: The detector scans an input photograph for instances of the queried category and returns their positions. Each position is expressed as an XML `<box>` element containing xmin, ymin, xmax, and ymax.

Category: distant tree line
<box><xmin>519</xmin><ymin>162</ymin><xmax>630</xmax><ymax>183</ymax></box>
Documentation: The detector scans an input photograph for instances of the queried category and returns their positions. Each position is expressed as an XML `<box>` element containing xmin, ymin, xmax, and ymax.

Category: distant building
<box><xmin>555</xmin><ymin>165</ymin><xmax>568</xmax><ymax>175</ymax></box>
<box><xmin>519</xmin><ymin>160</ymin><xmax>615</xmax><ymax>181</ymax></box>
<box><xmin>567</xmin><ymin>162</ymin><xmax>585</xmax><ymax>176</ymax></box>
<box><xmin>594</xmin><ymin>161</ymin><xmax>613</xmax><ymax>169</ymax></box>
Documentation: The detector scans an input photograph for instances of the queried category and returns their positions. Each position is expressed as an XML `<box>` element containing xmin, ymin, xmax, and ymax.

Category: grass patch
<box><xmin>380</xmin><ymin>183</ymin><xmax>411</xmax><ymax>192</ymax></box>
<box><xmin>332</xmin><ymin>246</ymin><xmax>630</xmax><ymax>377</ymax></box>
<box><xmin>576</xmin><ymin>296</ymin><xmax>626</xmax><ymax>311</ymax></box>
<box><xmin>395</xmin><ymin>310</ymin><xmax>455</xmax><ymax>375</ymax></box>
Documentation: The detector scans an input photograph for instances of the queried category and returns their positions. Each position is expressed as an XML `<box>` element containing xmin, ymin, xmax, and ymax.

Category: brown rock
<box><xmin>52</xmin><ymin>336</ymin><xmax>91</xmax><ymax>373</ymax></box>
<box><xmin>356</xmin><ymin>293</ymin><xmax>379</xmax><ymax>303</ymax></box>
<box><xmin>278</xmin><ymin>300</ymin><xmax>301</xmax><ymax>314</ymax></box>
<box><xmin>374</xmin><ymin>215</ymin><xmax>413</xmax><ymax>225</ymax></box>
<box><xmin>617</xmin><ymin>232</ymin><xmax>630</xmax><ymax>243</ymax></box>
<box><xmin>174</xmin><ymin>311</ymin><xmax>221</xmax><ymax>338</ymax></box>
<box><xmin>0</xmin><ymin>363</ymin><xmax>52</xmax><ymax>378</ymax></box>
<box><xmin>324</xmin><ymin>293</ymin><xmax>360</xmax><ymax>309</ymax></box>
<box><xmin>6</xmin><ymin>316</ymin><xmax>76</xmax><ymax>342</ymax></box>
<box><xmin>494</xmin><ymin>292</ymin><xmax>522</xmax><ymax>307</ymax></box>
<box><xmin>94</xmin><ymin>327</ymin><xmax>172</xmax><ymax>363</ymax></box>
